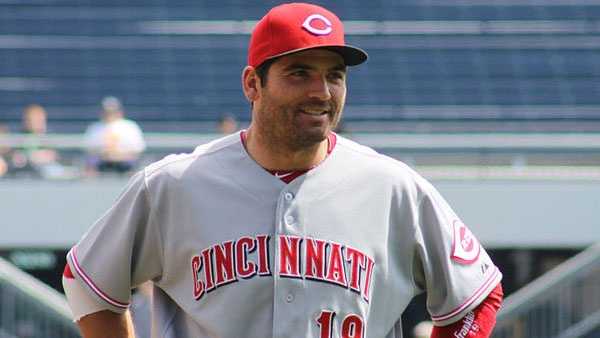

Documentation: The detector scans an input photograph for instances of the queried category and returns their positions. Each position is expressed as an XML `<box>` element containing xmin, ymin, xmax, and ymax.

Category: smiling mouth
<box><xmin>299</xmin><ymin>109</ymin><xmax>330</xmax><ymax>116</ymax></box>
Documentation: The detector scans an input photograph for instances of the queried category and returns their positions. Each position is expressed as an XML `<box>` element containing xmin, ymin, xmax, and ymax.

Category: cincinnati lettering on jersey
<box><xmin>191</xmin><ymin>235</ymin><xmax>375</xmax><ymax>303</ymax></box>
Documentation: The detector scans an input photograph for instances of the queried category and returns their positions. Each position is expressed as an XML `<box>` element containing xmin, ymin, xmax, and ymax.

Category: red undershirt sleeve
<box><xmin>64</xmin><ymin>263</ymin><xmax>75</xmax><ymax>279</ymax></box>
<box><xmin>430</xmin><ymin>282</ymin><xmax>503</xmax><ymax>338</ymax></box>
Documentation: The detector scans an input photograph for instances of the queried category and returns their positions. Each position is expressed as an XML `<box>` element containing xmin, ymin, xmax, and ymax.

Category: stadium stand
<box><xmin>0</xmin><ymin>257</ymin><xmax>78</xmax><ymax>338</ymax></box>
<box><xmin>1</xmin><ymin>0</ymin><xmax>600</xmax><ymax>132</ymax></box>
<box><xmin>493</xmin><ymin>242</ymin><xmax>600</xmax><ymax>338</ymax></box>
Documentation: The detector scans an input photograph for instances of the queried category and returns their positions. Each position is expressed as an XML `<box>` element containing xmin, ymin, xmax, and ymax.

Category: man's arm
<box><xmin>63</xmin><ymin>265</ymin><xmax>136</xmax><ymax>338</ymax></box>
<box><xmin>430</xmin><ymin>282</ymin><xmax>504</xmax><ymax>338</ymax></box>
<box><xmin>77</xmin><ymin>310</ymin><xmax>135</xmax><ymax>338</ymax></box>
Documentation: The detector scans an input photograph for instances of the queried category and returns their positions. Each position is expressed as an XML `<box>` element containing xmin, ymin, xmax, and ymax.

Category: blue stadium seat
<box><xmin>1</xmin><ymin>0</ymin><xmax>600</xmax><ymax>130</ymax></box>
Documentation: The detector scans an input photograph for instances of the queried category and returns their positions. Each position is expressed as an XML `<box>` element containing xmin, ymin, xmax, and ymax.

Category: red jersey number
<box><xmin>316</xmin><ymin>310</ymin><xmax>364</xmax><ymax>338</ymax></box>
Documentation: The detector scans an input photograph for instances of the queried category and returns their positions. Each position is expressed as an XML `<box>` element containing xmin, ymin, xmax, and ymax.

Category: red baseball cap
<box><xmin>248</xmin><ymin>3</ymin><xmax>368</xmax><ymax>68</ymax></box>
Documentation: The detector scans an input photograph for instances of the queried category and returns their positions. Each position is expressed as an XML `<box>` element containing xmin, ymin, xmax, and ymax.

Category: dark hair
<box><xmin>255</xmin><ymin>57</ymin><xmax>278</xmax><ymax>87</ymax></box>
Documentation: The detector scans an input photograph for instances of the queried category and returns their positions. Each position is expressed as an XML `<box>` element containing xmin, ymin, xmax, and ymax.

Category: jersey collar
<box><xmin>239</xmin><ymin>130</ymin><xmax>337</xmax><ymax>184</ymax></box>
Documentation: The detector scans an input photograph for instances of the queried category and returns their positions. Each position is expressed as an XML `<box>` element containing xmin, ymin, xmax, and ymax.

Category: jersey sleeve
<box><xmin>430</xmin><ymin>282</ymin><xmax>503</xmax><ymax>338</ymax></box>
<box><xmin>62</xmin><ymin>274</ymin><xmax>110</xmax><ymax>321</ymax></box>
<box><xmin>412</xmin><ymin>179</ymin><xmax>502</xmax><ymax>326</ymax></box>
<box><xmin>65</xmin><ymin>170</ymin><xmax>163</xmax><ymax>313</ymax></box>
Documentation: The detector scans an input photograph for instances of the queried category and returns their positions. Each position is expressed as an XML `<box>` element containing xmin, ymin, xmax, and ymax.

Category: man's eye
<box><xmin>329</xmin><ymin>72</ymin><xmax>345</xmax><ymax>81</ymax></box>
<box><xmin>291</xmin><ymin>70</ymin><xmax>308</xmax><ymax>77</ymax></box>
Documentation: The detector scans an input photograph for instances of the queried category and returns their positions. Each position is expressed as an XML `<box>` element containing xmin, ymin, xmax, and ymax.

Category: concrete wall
<box><xmin>1</xmin><ymin>178</ymin><xmax>598</xmax><ymax>249</ymax></box>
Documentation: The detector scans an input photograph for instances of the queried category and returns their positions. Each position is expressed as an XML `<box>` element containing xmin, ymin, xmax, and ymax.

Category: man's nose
<box><xmin>308</xmin><ymin>75</ymin><xmax>332</xmax><ymax>101</ymax></box>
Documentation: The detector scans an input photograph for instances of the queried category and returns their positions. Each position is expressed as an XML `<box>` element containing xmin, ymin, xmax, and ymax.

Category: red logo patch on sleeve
<box><xmin>451</xmin><ymin>220</ymin><xmax>481</xmax><ymax>264</ymax></box>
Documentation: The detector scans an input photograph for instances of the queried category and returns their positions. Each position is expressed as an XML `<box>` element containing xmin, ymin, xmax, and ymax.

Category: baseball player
<box><xmin>63</xmin><ymin>3</ymin><xmax>503</xmax><ymax>338</ymax></box>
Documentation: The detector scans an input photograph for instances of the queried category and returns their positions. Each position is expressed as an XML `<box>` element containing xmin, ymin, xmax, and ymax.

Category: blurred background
<box><xmin>0</xmin><ymin>0</ymin><xmax>599</xmax><ymax>337</ymax></box>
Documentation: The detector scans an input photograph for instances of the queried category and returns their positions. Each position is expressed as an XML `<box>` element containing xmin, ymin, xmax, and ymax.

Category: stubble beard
<box><xmin>257</xmin><ymin>102</ymin><xmax>341</xmax><ymax>153</ymax></box>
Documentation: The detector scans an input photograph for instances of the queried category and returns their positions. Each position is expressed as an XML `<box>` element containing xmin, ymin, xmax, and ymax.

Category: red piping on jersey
<box><xmin>326</xmin><ymin>132</ymin><xmax>337</xmax><ymax>153</ymax></box>
<box><xmin>431</xmin><ymin>267</ymin><xmax>500</xmax><ymax>322</ymax></box>
<box><xmin>68</xmin><ymin>247</ymin><xmax>129</xmax><ymax>309</ymax></box>
<box><xmin>431</xmin><ymin>283</ymin><xmax>503</xmax><ymax>338</ymax></box>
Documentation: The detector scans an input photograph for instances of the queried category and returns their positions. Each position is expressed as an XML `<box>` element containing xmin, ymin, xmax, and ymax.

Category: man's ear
<box><xmin>242</xmin><ymin>66</ymin><xmax>260</xmax><ymax>102</ymax></box>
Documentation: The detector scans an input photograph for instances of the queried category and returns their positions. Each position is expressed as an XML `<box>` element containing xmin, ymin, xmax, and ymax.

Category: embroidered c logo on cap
<box><xmin>302</xmin><ymin>14</ymin><xmax>333</xmax><ymax>35</ymax></box>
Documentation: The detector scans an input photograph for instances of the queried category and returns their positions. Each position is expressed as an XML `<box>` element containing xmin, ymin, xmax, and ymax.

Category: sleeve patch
<box><xmin>451</xmin><ymin>220</ymin><xmax>481</xmax><ymax>264</ymax></box>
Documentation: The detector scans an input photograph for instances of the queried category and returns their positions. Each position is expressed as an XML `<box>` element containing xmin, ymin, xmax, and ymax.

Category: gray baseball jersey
<box><xmin>66</xmin><ymin>132</ymin><xmax>502</xmax><ymax>338</ymax></box>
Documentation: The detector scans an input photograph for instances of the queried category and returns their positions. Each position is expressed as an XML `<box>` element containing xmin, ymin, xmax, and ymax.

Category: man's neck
<box><xmin>243</xmin><ymin>127</ymin><xmax>328</xmax><ymax>171</ymax></box>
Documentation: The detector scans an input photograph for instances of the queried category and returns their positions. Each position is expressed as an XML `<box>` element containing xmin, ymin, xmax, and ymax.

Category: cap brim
<box><xmin>263</xmin><ymin>44</ymin><xmax>368</xmax><ymax>67</ymax></box>
<box><xmin>322</xmin><ymin>45</ymin><xmax>368</xmax><ymax>66</ymax></box>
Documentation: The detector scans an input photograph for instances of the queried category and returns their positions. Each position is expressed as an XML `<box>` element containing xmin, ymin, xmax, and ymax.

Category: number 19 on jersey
<box><xmin>316</xmin><ymin>310</ymin><xmax>364</xmax><ymax>338</ymax></box>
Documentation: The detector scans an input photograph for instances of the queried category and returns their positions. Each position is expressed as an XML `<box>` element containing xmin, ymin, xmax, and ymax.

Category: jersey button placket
<box><xmin>282</xmin><ymin>191</ymin><xmax>297</xmax><ymax>228</ymax></box>
<box><xmin>273</xmin><ymin>188</ymin><xmax>305</xmax><ymax>338</ymax></box>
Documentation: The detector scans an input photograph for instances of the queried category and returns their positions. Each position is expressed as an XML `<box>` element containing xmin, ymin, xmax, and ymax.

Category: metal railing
<box><xmin>4</xmin><ymin>132</ymin><xmax>600</xmax><ymax>150</ymax></box>
<box><xmin>0</xmin><ymin>257</ymin><xmax>80</xmax><ymax>338</ymax></box>
<box><xmin>4</xmin><ymin>132</ymin><xmax>600</xmax><ymax>173</ymax></box>
<box><xmin>493</xmin><ymin>242</ymin><xmax>600</xmax><ymax>338</ymax></box>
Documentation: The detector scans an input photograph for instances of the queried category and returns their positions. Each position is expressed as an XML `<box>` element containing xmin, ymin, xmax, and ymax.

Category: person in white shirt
<box><xmin>84</xmin><ymin>96</ymin><xmax>145</xmax><ymax>174</ymax></box>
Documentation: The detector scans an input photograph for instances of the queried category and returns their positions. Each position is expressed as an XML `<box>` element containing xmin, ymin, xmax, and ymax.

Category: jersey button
<box><xmin>285</xmin><ymin>215</ymin><xmax>295</xmax><ymax>225</ymax></box>
<box><xmin>284</xmin><ymin>192</ymin><xmax>294</xmax><ymax>201</ymax></box>
<box><xmin>286</xmin><ymin>294</ymin><xmax>294</xmax><ymax>303</ymax></box>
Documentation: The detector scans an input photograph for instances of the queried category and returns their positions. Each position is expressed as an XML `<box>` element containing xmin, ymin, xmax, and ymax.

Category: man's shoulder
<box><xmin>334</xmin><ymin>134</ymin><xmax>429</xmax><ymax>187</ymax></box>
<box><xmin>335</xmin><ymin>135</ymin><xmax>410</xmax><ymax>171</ymax></box>
<box><xmin>143</xmin><ymin>132</ymin><xmax>242</xmax><ymax>179</ymax></box>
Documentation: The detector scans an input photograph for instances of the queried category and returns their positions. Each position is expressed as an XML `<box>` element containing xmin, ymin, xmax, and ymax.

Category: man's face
<box><xmin>24</xmin><ymin>107</ymin><xmax>47</xmax><ymax>134</ymax></box>
<box><xmin>102</xmin><ymin>110</ymin><xmax>123</xmax><ymax>123</ymax></box>
<box><xmin>252</xmin><ymin>49</ymin><xmax>347</xmax><ymax>151</ymax></box>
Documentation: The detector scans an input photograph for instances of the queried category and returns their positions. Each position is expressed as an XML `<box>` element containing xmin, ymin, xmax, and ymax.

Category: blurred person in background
<box><xmin>0</xmin><ymin>124</ymin><xmax>9</xmax><ymax>177</ymax></box>
<box><xmin>0</xmin><ymin>155</ymin><xmax>7</xmax><ymax>177</ymax></box>
<box><xmin>21</xmin><ymin>104</ymin><xmax>60</xmax><ymax>165</ymax></box>
<box><xmin>84</xmin><ymin>96</ymin><xmax>145</xmax><ymax>175</ymax></box>
<box><xmin>23</xmin><ymin>103</ymin><xmax>49</xmax><ymax>134</ymax></box>
<box><xmin>6</xmin><ymin>104</ymin><xmax>66</xmax><ymax>178</ymax></box>
<box><xmin>217</xmin><ymin>113</ymin><xmax>239</xmax><ymax>134</ymax></box>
